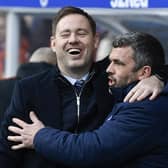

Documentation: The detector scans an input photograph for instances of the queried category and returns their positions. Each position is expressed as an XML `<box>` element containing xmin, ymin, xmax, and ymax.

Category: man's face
<box><xmin>51</xmin><ymin>14</ymin><xmax>99</xmax><ymax>77</ymax></box>
<box><xmin>106</xmin><ymin>46</ymin><xmax>140</xmax><ymax>88</ymax></box>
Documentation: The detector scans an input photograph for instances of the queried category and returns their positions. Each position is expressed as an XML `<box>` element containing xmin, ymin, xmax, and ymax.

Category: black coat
<box><xmin>0</xmin><ymin>62</ymin><xmax>54</xmax><ymax>122</ymax></box>
<box><xmin>0</xmin><ymin>62</ymin><xmax>114</xmax><ymax>168</ymax></box>
<box><xmin>0</xmin><ymin>78</ymin><xmax>16</xmax><ymax>120</ymax></box>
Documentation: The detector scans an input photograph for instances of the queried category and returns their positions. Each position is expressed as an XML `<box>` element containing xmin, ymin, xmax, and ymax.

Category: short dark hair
<box><xmin>112</xmin><ymin>32</ymin><xmax>165</xmax><ymax>74</ymax></box>
<box><xmin>52</xmin><ymin>6</ymin><xmax>96</xmax><ymax>36</ymax></box>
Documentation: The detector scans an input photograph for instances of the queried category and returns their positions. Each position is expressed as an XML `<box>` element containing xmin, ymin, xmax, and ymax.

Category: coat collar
<box><xmin>110</xmin><ymin>81</ymin><xmax>139</xmax><ymax>103</ymax></box>
<box><xmin>52</xmin><ymin>64</ymin><xmax>98</xmax><ymax>83</ymax></box>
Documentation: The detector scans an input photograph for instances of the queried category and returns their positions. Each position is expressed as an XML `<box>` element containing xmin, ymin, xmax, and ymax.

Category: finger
<box><xmin>29</xmin><ymin>111</ymin><xmax>39</xmax><ymax>123</ymax></box>
<box><xmin>124</xmin><ymin>91</ymin><xmax>134</xmax><ymax>102</ymax></box>
<box><xmin>137</xmin><ymin>87</ymin><xmax>161</xmax><ymax>101</ymax></box>
<box><xmin>128</xmin><ymin>89</ymin><xmax>144</xmax><ymax>103</ymax></box>
<box><xmin>12</xmin><ymin>118</ymin><xmax>27</xmax><ymax>128</ymax></box>
<box><xmin>136</xmin><ymin>90</ymin><xmax>150</xmax><ymax>101</ymax></box>
<box><xmin>124</xmin><ymin>88</ymin><xmax>137</xmax><ymax>102</ymax></box>
<box><xmin>11</xmin><ymin>143</ymin><xmax>25</xmax><ymax>150</ymax></box>
<box><xmin>149</xmin><ymin>90</ymin><xmax>159</xmax><ymax>100</ymax></box>
<box><xmin>8</xmin><ymin>126</ymin><xmax>23</xmax><ymax>135</ymax></box>
<box><xmin>7</xmin><ymin>135</ymin><xmax>23</xmax><ymax>142</ymax></box>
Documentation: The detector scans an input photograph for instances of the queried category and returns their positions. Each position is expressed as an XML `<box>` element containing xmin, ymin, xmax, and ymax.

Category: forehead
<box><xmin>110</xmin><ymin>46</ymin><xmax>134</xmax><ymax>62</ymax></box>
<box><xmin>56</xmin><ymin>14</ymin><xmax>91</xmax><ymax>32</ymax></box>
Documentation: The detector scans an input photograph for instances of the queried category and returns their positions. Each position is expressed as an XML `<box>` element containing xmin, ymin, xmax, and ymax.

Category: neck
<box><xmin>61</xmin><ymin>70</ymin><xmax>88</xmax><ymax>79</ymax></box>
<box><xmin>58</xmin><ymin>65</ymin><xmax>91</xmax><ymax>79</ymax></box>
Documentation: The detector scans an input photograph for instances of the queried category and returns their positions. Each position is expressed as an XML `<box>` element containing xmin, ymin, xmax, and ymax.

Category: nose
<box><xmin>68</xmin><ymin>33</ymin><xmax>79</xmax><ymax>44</ymax></box>
<box><xmin>106</xmin><ymin>62</ymin><xmax>114</xmax><ymax>74</ymax></box>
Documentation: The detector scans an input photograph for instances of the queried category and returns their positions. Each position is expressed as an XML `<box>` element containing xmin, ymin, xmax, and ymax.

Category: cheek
<box><xmin>116</xmin><ymin>73</ymin><xmax>124</xmax><ymax>81</ymax></box>
<box><xmin>55</xmin><ymin>41</ymin><xmax>64</xmax><ymax>48</ymax></box>
<box><xmin>54</xmin><ymin>37</ymin><xmax>67</xmax><ymax>46</ymax></box>
<box><xmin>84</xmin><ymin>38</ymin><xmax>95</xmax><ymax>47</ymax></box>
<box><xmin>115</xmin><ymin>71</ymin><xmax>128</xmax><ymax>81</ymax></box>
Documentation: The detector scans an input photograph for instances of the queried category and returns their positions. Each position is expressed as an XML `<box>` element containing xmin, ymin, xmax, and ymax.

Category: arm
<box><xmin>0</xmin><ymin>81</ymin><xmax>32</xmax><ymax>167</ymax></box>
<box><xmin>34</xmin><ymin>104</ymin><xmax>166</xmax><ymax>167</ymax></box>
<box><xmin>8</xmin><ymin>100</ymin><xmax>167</xmax><ymax>167</ymax></box>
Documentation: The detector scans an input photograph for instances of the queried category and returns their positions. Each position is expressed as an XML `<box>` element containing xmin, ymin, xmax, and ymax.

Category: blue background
<box><xmin>0</xmin><ymin>0</ymin><xmax>167</xmax><ymax>8</ymax></box>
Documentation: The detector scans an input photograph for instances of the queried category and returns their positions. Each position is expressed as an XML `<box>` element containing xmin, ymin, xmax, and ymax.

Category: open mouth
<box><xmin>108</xmin><ymin>77</ymin><xmax>116</xmax><ymax>86</ymax></box>
<box><xmin>67</xmin><ymin>48</ymin><xmax>81</xmax><ymax>55</ymax></box>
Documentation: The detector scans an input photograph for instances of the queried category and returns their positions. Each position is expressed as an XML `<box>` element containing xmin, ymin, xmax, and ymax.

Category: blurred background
<box><xmin>0</xmin><ymin>0</ymin><xmax>168</xmax><ymax>78</ymax></box>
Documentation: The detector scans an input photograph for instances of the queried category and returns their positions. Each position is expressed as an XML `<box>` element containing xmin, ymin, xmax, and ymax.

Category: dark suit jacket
<box><xmin>0</xmin><ymin>63</ymin><xmax>114</xmax><ymax>168</ymax></box>
<box><xmin>0</xmin><ymin>78</ymin><xmax>16</xmax><ymax>121</ymax></box>
<box><xmin>0</xmin><ymin>63</ymin><xmax>54</xmax><ymax>122</ymax></box>
<box><xmin>33</xmin><ymin>82</ymin><xmax>168</xmax><ymax>168</ymax></box>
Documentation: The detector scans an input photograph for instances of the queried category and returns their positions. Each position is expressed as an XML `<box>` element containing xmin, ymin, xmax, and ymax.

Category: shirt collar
<box><xmin>63</xmin><ymin>73</ymin><xmax>89</xmax><ymax>85</ymax></box>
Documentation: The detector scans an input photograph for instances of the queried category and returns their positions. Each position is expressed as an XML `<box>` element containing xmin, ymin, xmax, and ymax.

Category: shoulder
<box><xmin>0</xmin><ymin>77</ymin><xmax>16</xmax><ymax>85</ymax></box>
<box><xmin>0</xmin><ymin>78</ymin><xmax>17</xmax><ymax>91</ymax></box>
<box><xmin>95</xmin><ymin>56</ymin><xmax>109</xmax><ymax>72</ymax></box>
<box><xmin>17</xmin><ymin>62</ymin><xmax>55</xmax><ymax>78</ymax></box>
<box><xmin>162</xmin><ymin>82</ymin><xmax>168</xmax><ymax>94</ymax></box>
<box><xmin>18</xmin><ymin>66</ymin><xmax>58</xmax><ymax>88</ymax></box>
<box><xmin>113</xmin><ymin>95</ymin><xmax>168</xmax><ymax>120</ymax></box>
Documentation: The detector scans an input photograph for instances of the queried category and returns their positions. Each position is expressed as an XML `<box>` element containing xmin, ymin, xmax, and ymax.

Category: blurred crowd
<box><xmin>0</xmin><ymin>13</ymin><xmax>53</xmax><ymax>78</ymax></box>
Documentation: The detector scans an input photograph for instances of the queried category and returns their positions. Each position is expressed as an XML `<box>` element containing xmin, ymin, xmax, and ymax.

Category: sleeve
<box><xmin>0</xmin><ymin>81</ymin><xmax>28</xmax><ymax>168</ymax></box>
<box><xmin>34</xmin><ymin>102</ymin><xmax>166</xmax><ymax>167</ymax></box>
<box><xmin>155</xmin><ymin>64</ymin><xmax>168</xmax><ymax>84</ymax></box>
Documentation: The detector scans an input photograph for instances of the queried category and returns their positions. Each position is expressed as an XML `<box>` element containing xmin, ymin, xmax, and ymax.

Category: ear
<box><xmin>94</xmin><ymin>32</ymin><xmax>100</xmax><ymax>49</ymax></box>
<box><xmin>138</xmin><ymin>65</ymin><xmax>152</xmax><ymax>80</ymax></box>
<box><xmin>50</xmin><ymin>36</ymin><xmax>56</xmax><ymax>52</ymax></box>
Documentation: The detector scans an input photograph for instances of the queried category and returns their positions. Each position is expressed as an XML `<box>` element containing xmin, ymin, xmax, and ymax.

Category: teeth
<box><xmin>68</xmin><ymin>48</ymin><xmax>80</xmax><ymax>55</ymax></box>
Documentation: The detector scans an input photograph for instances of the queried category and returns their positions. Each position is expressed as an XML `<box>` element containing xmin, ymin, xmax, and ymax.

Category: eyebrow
<box><xmin>112</xmin><ymin>59</ymin><xmax>126</xmax><ymax>65</ymax></box>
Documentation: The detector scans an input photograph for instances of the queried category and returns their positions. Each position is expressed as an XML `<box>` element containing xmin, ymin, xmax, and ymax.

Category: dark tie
<box><xmin>74</xmin><ymin>80</ymin><xmax>84</xmax><ymax>95</ymax></box>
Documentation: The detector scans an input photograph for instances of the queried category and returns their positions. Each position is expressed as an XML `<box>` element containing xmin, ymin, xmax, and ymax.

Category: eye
<box><xmin>77</xmin><ymin>30</ymin><xmax>88</xmax><ymax>36</ymax></box>
<box><xmin>61</xmin><ymin>34</ymin><xmax>69</xmax><ymax>38</ymax></box>
<box><xmin>116</xmin><ymin>62</ymin><xmax>124</xmax><ymax>65</ymax></box>
<box><xmin>113</xmin><ymin>60</ymin><xmax>125</xmax><ymax>66</ymax></box>
<box><xmin>60</xmin><ymin>32</ymin><xmax>70</xmax><ymax>38</ymax></box>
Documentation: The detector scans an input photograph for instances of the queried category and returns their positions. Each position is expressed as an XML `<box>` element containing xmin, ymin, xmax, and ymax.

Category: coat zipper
<box><xmin>75</xmin><ymin>89</ymin><xmax>83</xmax><ymax>133</ymax></box>
<box><xmin>74</xmin><ymin>71</ymin><xmax>96</xmax><ymax>132</ymax></box>
<box><xmin>76</xmin><ymin>96</ymin><xmax>80</xmax><ymax>127</ymax></box>
<box><xmin>58</xmin><ymin>71</ymin><xmax>95</xmax><ymax>133</ymax></box>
